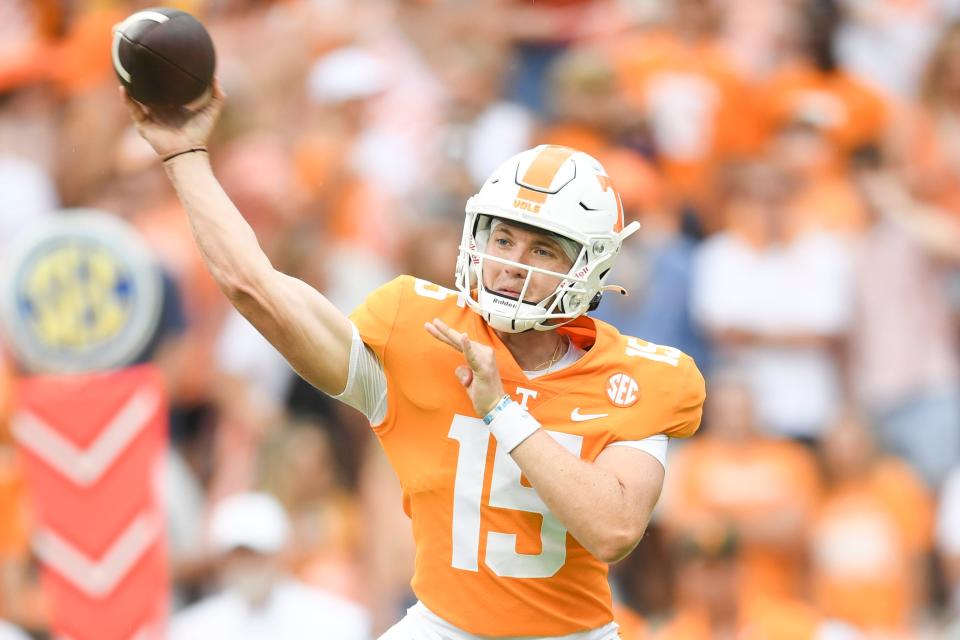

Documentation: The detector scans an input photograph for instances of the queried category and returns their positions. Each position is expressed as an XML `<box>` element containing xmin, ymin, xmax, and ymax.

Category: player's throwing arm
<box><xmin>122</xmin><ymin>81</ymin><xmax>353</xmax><ymax>396</ymax></box>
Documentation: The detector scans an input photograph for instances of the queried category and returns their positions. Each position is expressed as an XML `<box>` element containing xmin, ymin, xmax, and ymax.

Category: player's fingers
<box><xmin>455</xmin><ymin>365</ymin><xmax>473</xmax><ymax>388</ymax></box>
<box><xmin>460</xmin><ymin>334</ymin><xmax>484</xmax><ymax>373</ymax></box>
<box><xmin>431</xmin><ymin>318</ymin><xmax>462</xmax><ymax>344</ymax></box>
<box><xmin>460</xmin><ymin>334</ymin><xmax>476</xmax><ymax>364</ymax></box>
<box><xmin>423</xmin><ymin>321</ymin><xmax>449</xmax><ymax>345</ymax></box>
<box><xmin>424</xmin><ymin>321</ymin><xmax>461</xmax><ymax>351</ymax></box>
<box><xmin>202</xmin><ymin>81</ymin><xmax>225</xmax><ymax>115</ymax></box>
<box><xmin>211</xmin><ymin>77</ymin><xmax>227</xmax><ymax>100</ymax></box>
<box><xmin>433</xmin><ymin>318</ymin><xmax>472</xmax><ymax>352</ymax></box>
<box><xmin>121</xmin><ymin>87</ymin><xmax>149</xmax><ymax>124</ymax></box>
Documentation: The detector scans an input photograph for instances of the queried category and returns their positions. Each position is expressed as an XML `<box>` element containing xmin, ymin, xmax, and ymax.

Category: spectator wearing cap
<box><xmin>170</xmin><ymin>492</ymin><xmax>370</xmax><ymax>640</ymax></box>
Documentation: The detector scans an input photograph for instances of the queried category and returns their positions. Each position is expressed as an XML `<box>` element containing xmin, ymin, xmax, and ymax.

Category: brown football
<box><xmin>112</xmin><ymin>7</ymin><xmax>216</xmax><ymax>108</ymax></box>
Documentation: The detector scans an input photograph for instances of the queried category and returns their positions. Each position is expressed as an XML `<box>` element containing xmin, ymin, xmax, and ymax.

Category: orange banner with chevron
<box><xmin>12</xmin><ymin>365</ymin><xmax>169</xmax><ymax>640</ymax></box>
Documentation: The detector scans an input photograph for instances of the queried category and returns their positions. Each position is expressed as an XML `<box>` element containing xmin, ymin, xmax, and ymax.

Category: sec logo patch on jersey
<box><xmin>606</xmin><ymin>373</ymin><xmax>639</xmax><ymax>407</ymax></box>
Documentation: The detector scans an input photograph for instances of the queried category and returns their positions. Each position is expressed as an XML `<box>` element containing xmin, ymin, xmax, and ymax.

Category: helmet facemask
<box><xmin>455</xmin><ymin>213</ymin><xmax>617</xmax><ymax>333</ymax></box>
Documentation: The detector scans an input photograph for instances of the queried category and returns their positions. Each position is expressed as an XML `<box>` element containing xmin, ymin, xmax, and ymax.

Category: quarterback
<box><xmin>124</xmin><ymin>86</ymin><xmax>704</xmax><ymax>639</ymax></box>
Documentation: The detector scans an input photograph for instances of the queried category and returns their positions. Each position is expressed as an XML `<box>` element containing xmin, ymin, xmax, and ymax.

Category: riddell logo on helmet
<box><xmin>513</xmin><ymin>199</ymin><xmax>541</xmax><ymax>213</ymax></box>
<box><xmin>492</xmin><ymin>297</ymin><xmax>515</xmax><ymax>307</ymax></box>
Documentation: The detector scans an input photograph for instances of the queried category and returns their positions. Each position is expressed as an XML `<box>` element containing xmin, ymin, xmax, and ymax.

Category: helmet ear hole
<box><xmin>587</xmin><ymin>292</ymin><xmax>602</xmax><ymax>311</ymax></box>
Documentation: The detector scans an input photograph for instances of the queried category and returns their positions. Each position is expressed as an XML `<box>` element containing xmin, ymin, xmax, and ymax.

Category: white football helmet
<box><xmin>454</xmin><ymin>144</ymin><xmax>640</xmax><ymax>333</ymax></box>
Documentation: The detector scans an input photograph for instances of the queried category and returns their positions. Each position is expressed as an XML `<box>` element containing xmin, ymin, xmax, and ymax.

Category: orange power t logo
<box><xmin>596</xmin><ymin>174</ymin><xmax>625</xmax><ymax>232</ymax></box>
<box><xmin>515</xmin><ymin>146</ymin><xmax>575</xmax><ymax>208</ymax></box>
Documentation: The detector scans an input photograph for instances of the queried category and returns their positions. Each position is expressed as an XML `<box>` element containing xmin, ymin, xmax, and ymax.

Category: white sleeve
<box><xmin>603</xmin><ymin>434</ymin><xmax>669</xmax><ymax>469</ymax></box>
<box><xmin>331</xmin><ymin>322</ymin><xmax>388</xmax><ymax>427</ymax></box>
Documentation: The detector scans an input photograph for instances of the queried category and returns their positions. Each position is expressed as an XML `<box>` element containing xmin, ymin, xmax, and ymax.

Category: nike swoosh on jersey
<box><xmin>570</xmin><ymin>408</ymin><xmax>609</xmax><ymax>422</ymax></box>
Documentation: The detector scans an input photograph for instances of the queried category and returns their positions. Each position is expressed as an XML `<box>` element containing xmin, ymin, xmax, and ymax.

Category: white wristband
<box><xmin>487</xmin><ymin>399</ymin><xmax>541</xmax><ymax>453</ymax></box>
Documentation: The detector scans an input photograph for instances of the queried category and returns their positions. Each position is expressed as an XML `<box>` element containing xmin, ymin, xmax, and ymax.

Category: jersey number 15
<box><xmin>447</xmin><ymin>415</ymin><xmax>583</xmax><ymax>579</ymax></box>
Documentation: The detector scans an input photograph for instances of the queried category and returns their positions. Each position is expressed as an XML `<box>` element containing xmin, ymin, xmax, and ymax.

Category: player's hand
<box><xmin>122</xmin><ymin>79</ymin><xmax>225</xmax><ymax>158</ymax></box>
<box><xmin>425</xmin><ymin>318</ymin><xmax>505</xmax><ymax>417</ymax></box>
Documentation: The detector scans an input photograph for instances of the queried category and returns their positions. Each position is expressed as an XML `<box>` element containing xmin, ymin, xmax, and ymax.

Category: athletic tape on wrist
<box><xmin>487</xmin><ymin>399</ymin><xmax>541</xmax><ymax>453</ymax></box>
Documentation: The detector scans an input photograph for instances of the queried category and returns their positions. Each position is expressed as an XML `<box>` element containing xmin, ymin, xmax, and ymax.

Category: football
<box><xmin>112</xmin><ymin>7</ymin><xmax>216</xmax><ymax>109</ymax></box>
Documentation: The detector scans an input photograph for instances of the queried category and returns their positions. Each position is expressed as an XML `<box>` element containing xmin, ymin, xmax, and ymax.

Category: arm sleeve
<box><xmin>604</xmin><ymin>434</ymin><xmax>669</xmax><ymax>469</ymax></box>
<box><xmin>339</xmin><ymin>276</ymin><xmax>407</xmax><ymax>427</ymax></box>
<box><xmin>331</xmin><ymin>322</ymin><xmax>388</xmax><ymax>426</ymax></box>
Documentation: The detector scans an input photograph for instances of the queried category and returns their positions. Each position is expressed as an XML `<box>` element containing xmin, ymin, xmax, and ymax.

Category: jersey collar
<box><xmin>473</xmin><ymin>312</ymin><xmax>601</xmax><ymax>382</ymax></box>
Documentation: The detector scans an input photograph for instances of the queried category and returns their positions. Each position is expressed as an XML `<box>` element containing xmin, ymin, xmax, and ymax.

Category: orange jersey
<box><xmin>811</xmin><ymin>460</ymin><xmax>933</xmax><ymax>632</ymax></box>
<box><xmin>350</xmin><ymin>276</ymin><xmax>705</xmax><ymax>637</ymax></box>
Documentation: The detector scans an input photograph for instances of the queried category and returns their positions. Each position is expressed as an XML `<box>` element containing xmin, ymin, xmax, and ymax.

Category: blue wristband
<box><xmin>483</xmin><ymin>394</ymin><xmax>513</xmax><ymax>425</ymax></box>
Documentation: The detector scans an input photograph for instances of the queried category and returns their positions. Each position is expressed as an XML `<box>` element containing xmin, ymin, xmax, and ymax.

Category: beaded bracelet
<box><xmin>482</xmin><ymin>394</ymin><xmax>513</xmax><ymax>426</ymax></box>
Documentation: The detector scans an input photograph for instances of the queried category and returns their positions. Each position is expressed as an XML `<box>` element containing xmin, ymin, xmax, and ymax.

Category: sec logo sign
<box><xmin>0</xmin><ymin>210</ymin><xmax>162</xmax><ymax>374</ymax></box>
<box><xmin>607</xmin><ymin>373</ymin><xmax>639</xmax><ymax>407</ymax></box>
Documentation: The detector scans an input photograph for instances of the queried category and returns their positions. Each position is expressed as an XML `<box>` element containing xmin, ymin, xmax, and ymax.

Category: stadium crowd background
<box><xmin>2</xmin><ymin>0</ymin><xmax>960</xmax><ymax>637</ymax></box>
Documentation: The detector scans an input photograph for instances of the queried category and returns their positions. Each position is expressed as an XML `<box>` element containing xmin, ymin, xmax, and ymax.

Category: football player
<box><xmin>124</xmin><ymin>85</ymin><xmax>704</xmax><ymax>640</ymax></box>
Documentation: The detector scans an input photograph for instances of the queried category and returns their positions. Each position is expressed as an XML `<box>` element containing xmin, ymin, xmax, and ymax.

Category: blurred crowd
<box><xmin>2</xmin><ymin>0</ymin><xmax>960</xmax><ymax>637</ymax></box>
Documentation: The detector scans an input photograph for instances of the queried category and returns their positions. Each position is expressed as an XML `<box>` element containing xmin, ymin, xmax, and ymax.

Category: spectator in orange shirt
<box><xmin>810</xmin><ymin>411</ymin><xmax>934</xmax><ymax>634</ymax></box>
<box><xmin>654</xmin><ymin>526</ymin><xmax>821</xmax><ymax>640</ymax></box>
<box><xmin>770</xmin><ymin>119</ymin><xmax>868</xmax><ymax>239</ymax></box>
<box><xmin>604</xmin><ymin>0</ymin><xmax>760</xmax><ymax>228</ymax></box>
<box><xmin>760</xmin><ymin>2</ymin><xmax>888</xmax><ymax>169</ymax></box>
<box><xmin>660</xmin><ymin>371</ymin><xmax>821</xmax><ymax>603</ymax></box>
